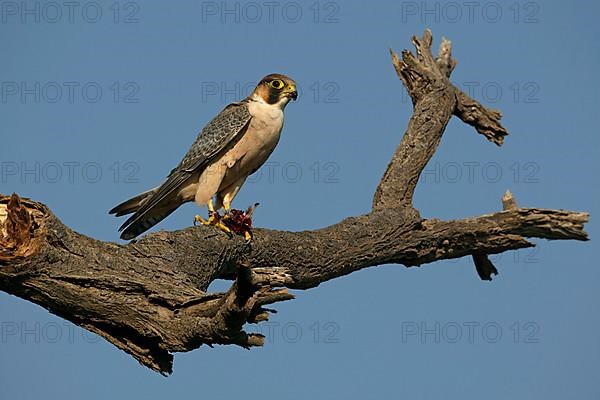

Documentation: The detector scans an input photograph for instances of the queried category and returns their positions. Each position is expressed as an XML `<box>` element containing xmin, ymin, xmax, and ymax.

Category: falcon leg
<box><xmin>193</xmin><ymin>200</ymin><xmax>232</xmax><ymax>237</ymax></box>
<box><xmin>193</xmin><ymin>199</ymin><xmax>216</xmax><ymax>225</ymax></box>
<box><xmin>217</xmin><ymin>180</ymin><xmax>243</xmax><ymax>218</ymax></box>
<box><xmin>222</xmin><ymin>201</ymin><xmax>232</xmax><ymax>218</ymax></box>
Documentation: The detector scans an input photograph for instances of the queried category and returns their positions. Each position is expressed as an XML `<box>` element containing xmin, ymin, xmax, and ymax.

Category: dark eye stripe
<box><xmin>267</xmin><ymin>89</ymin><xmax>280</xmax><ymax>104</ymax></box>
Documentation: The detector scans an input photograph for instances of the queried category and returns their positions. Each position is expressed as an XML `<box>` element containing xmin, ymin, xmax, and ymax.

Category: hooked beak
<box><xmin>284</xmin><ymin>83</ymin><xmax>298</xmax><ymax>101</ymax></box>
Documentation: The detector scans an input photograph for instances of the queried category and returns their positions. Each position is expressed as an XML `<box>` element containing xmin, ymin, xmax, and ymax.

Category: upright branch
<box><xmin>373</xmin><ymin>31</ymin><xmax>507</xmax><ymax>211</ymax></box>
<box><xmin>0</xmin><ymin>30</ymin><xmax>588</xmax><ymax>375</ymax></box>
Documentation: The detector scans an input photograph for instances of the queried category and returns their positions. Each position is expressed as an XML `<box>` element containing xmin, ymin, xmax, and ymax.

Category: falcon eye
<box><xmin>270</xmin><ymin>79</ymin><xmax>284</xmax><ymax>89</ymax></box>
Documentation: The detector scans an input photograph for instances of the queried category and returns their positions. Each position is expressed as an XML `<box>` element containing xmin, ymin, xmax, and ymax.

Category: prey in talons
<box><xmin>194</xmin><ymin>212</ymin><xmax>232</xmax><ymax>237</ymax></box>
<box><xmin>224</xmin><ymin>203</ymin><xmax>259</xmax><ymax>242</ymax></box>
<box><xmin>194</xmin><ymin>202</ymin><xmax>259</xmax><ymax>242</ymax></box>
<box><xmin>195</xmin><ymin>203</ymin><xmax>258</xmax><ymax>241</ymax></box>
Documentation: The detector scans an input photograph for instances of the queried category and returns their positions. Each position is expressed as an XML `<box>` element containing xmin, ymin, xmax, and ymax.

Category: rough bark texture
<box><xmin>0</xmin><ymin>30</ymin><xmax>589</xmax><ymax>375</ymax></box>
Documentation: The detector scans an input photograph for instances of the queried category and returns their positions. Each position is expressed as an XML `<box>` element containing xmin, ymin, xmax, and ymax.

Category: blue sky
<box><xmin>1</xmin><ymin>0</ymin><xmax>598</xmax><ymax>398</ymax></box>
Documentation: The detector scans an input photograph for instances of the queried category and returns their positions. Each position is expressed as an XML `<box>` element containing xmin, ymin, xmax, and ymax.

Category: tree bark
<box><xmin>0</xmin><ymin>30</ymin><xmax>589</xmax><ymax>375</ymax></box>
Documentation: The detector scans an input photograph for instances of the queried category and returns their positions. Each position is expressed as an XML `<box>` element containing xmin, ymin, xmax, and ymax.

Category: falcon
<box><xmin>109</xmin><ymin>73</ymin><xmax>297</xmax><ymax>240</ymax></box>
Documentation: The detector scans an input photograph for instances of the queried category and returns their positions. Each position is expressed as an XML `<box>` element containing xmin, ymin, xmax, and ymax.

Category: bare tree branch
<box><xmin>0</xmin><ymin>30</ymin><xmax>589</xmax><ymax>375</ymax></box>
<box><xmin>373</xmin><ymin>30</ymin><xmax>507</xmax><ymax>212</ymax></box>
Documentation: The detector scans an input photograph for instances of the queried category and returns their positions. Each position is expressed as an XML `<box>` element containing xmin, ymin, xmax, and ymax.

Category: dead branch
<box><xmin>0</xmin><ymin>30</ymin><xmax>588</xmax><ymax>374</ymax></box>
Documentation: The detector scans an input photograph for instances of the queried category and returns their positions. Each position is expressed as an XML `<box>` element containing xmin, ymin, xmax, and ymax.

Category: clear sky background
<box><xmin>1</xmin><ymin>0</ymin><xmax>598</xmax><ymax>398</ymax></box>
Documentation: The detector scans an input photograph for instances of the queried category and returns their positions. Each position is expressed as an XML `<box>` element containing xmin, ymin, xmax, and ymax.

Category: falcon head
<box><xmin>252</xmin><ymin>73</ymin><xmax>298</xmax><ymax>107</ymax></box>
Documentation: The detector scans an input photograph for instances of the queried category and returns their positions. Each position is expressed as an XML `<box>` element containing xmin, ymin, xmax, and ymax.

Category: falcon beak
<box><xmin>284</xmin><ymin>84</ymin><xmax>298</xmax><ymax>101</ymax></box>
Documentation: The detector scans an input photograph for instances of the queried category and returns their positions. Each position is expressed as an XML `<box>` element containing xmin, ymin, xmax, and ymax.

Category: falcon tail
<box><xmin>109</xmin><ymin>188</ymin><xmax>158</xmax><ymax>217</ymax></box>
<box><xmin>110</xmin><ymin>188</ymin><xmax>178</xmax><ymax>240</ymax></box>
<box><xmin>118</xmin><ymin>205</ymin><xmax>179</xmax><ymax>240</ymax></box>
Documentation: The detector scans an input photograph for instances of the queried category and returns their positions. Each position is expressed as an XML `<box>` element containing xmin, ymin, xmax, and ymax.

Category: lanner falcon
<box><xmin>109</xmin><ymin>73</ymin><xmax>297</xmax><ymax>240</ymax></box>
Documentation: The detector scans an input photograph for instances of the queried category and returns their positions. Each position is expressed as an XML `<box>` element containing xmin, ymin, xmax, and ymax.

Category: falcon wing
<box><xmin>117</xmin><ymin>101</ymin><xmax>252</xmax><ymax>239</ymax></box>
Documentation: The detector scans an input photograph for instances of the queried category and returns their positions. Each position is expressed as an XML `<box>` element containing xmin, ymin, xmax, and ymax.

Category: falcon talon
<box><xmin>109</xmin><ymin>74</ymin><xmax>296</xmax><ymax>241</ymax></box>
<box><xmin>193</xmin><ymin>214</ymin><xmax>205</xmax><ymax>226</ymax></box>
<box><xmin>194</xmin><ymin>213</ymin><xmax>218</xmax><ymax>226</ymax></box>
<box><xmin>214</xmin><ymin>221</ymin><xmax>233</xmax><ymax>238</ymax></box>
